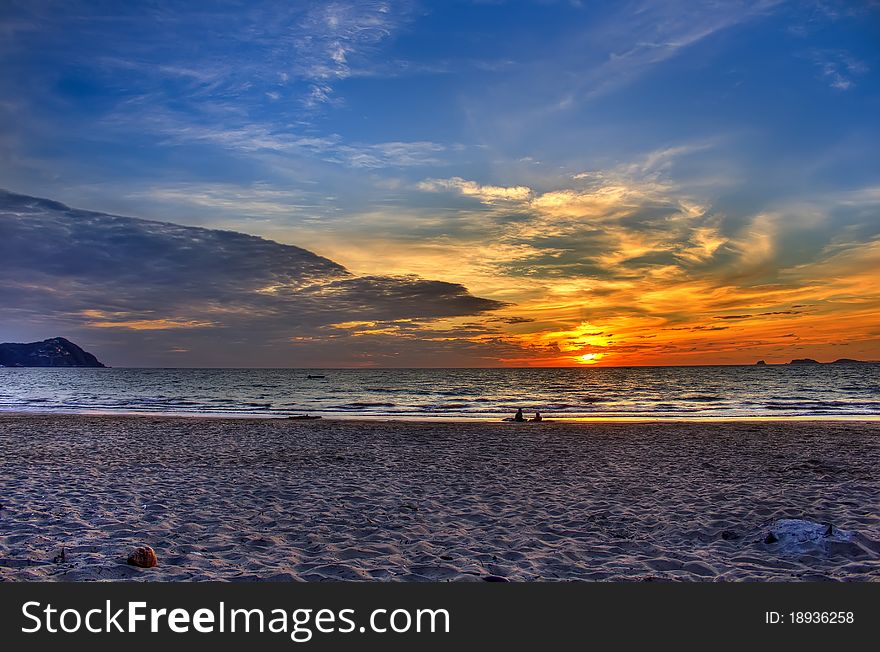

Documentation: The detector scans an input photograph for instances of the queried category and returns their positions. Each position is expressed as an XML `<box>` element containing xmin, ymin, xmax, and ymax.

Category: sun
<box><xmin>577</xmin><ymin>353</ymin><xmax>603</xmax><ymax>364</ymax></box>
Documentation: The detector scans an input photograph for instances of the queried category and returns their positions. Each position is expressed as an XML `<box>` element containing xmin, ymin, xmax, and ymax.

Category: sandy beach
<box><xmin>1</xmin><ymin>414</ymin><xmax>878</xmax><ymax>581</ymax></box>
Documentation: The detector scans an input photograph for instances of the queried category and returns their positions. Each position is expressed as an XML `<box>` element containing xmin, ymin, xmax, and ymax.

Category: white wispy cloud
<box><xmin>128</xmin><ymin>183</ymin><xmax>314</xmax><ymax>216</ymax></box>
<box><xmin>555</xmin><ymin>0</ymin><xmax>784</xmax><ymax>106</ymax></box>
<box><xmin>34</xmin><ymin>2</ymin><xmax>416</xmax><ymax>121</ymax></box>
<box><xmin>290</xmin><ymin>1</ymin><xmax>410</xmax><ymax>106</ymax></box>
<box><xmin>807</xmin><ymin>49</ymin><xmax>869</xmax><ymax>90</ymax></box>
<box><xmin>418</xmin><ymin>177</ymin><xmax>533</xmax><ymax>203</ymax></box>
<box><xmin>334</xmin><ymin>141</ymin><xmax>447</xmax><ymax>168</ymax></box>
<box><xmin>116</xmin><ymin>111</ymin><xmax>449</xmax><ymax>168</ymax></box>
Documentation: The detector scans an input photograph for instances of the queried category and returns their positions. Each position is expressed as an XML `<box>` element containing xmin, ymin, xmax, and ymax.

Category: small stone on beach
<box><xmin>127</xmin><ymin>546</ymin><xmax>158</xmax><ymax>568</ymax></box>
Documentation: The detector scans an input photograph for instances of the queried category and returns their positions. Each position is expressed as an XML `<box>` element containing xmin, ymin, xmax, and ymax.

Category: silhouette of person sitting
<box><xmin>531</xmin><ymin>411</ymin><xmax>542</xmax><ymax>422</ymax></box>
<box><xmin>514</xmin><ymin>408</ymin><xmax>526</xmax><ymax>422</ymax></box>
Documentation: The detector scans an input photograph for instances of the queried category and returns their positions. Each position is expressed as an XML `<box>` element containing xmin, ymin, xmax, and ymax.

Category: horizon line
<box><xmin>8</xmin><ymin>361</ymin><xmax>875</xmax><ymax>370</ymax></box>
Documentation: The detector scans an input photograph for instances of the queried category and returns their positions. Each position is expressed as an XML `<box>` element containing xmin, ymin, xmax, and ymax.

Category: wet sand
<box><xmin>0</xmin><ymin>414</ymin><xmax>878</xmax><ymax>581</ymax></box>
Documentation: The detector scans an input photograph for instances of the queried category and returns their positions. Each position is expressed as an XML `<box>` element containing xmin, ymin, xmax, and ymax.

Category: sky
<box><xmin>1</xmin><ymin>0</ymin><xmax>879</xmax><ymax>367</ymax></box>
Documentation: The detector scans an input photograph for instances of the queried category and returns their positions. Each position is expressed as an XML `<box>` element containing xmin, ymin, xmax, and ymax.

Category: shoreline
<box><xmin>1</xmin><ymin>409</ymin><xmax>879</xmax><ymax>424</ymax></box>
<box><xmin>2</xmin><ymin>414</ymin><xmax>879</xmax><ymax>581</ymax></box>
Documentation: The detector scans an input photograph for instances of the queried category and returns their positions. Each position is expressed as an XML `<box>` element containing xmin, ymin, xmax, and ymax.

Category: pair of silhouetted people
<box><xmin>513</xmin><ymin>408</ymin><xmax>541</xmax><ymax>422</ymax></box>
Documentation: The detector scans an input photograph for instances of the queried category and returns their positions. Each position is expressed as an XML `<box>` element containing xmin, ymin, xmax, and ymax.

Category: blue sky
<box><xmin>1</xmin><ymin>1</ymin><xmax>879</xmax><ymax>366</ymax></box>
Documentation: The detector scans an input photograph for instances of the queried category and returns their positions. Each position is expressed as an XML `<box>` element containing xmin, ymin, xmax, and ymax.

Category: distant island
<box><xmin>0</xmin><ymin>337</ymin><xmax>105</xmax><ymax>367</ymax></box>
<box><xmin>756</xmin><ymin>358</ymin><xmax>872</xmax><ymax>366</ymax></box>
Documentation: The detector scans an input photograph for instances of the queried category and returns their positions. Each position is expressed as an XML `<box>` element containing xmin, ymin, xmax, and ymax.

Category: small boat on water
<box><xmin>307</xmin><ymin>374</ymin><xmax>326</xmax><ymax>379</ymax></box>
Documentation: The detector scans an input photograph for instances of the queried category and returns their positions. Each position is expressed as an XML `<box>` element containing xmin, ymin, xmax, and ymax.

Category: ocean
<box><xmin>1</xmin><ymin>364</ymin><xmax>878</xmax><ymax>420</ymax></box>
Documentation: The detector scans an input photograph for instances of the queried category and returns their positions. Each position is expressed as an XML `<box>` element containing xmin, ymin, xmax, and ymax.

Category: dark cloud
<box><xmin>669</xmin><ymin>325</ymin><xmax>731</xmax><ymax>332</ymax></box>
<box><xmin>0</xmin><ymin>190</ymin><xmax>505</xmax><ymax>366</ymax></box>
<box><xmin>491</xmin><ymin>316</ymin><xmax>535</xmax><ymax>324</ymax></box>
<box><xmin>712</xmin><ymin>310</ymin><xmax>803</xmax><ymax>321</ymax></box>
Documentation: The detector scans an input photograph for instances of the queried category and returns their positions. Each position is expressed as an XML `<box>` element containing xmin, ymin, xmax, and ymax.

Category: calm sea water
<box><xmin>0</xmin><ymin>365</ymin><xmax>878</xmax><ymax>420</ymax></box>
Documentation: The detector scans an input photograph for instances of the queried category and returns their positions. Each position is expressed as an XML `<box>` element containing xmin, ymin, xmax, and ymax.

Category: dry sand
<box><xmin>0</xmin><ymin>414</ymin><xmax>878</xmax><ymax>581</ymax></box>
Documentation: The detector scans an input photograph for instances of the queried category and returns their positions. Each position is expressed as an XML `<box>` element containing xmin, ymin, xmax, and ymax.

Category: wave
<box><xmin>343</xmin><ymin>402</ymin><xmax>397</xmax><ymax>408</ymax></box>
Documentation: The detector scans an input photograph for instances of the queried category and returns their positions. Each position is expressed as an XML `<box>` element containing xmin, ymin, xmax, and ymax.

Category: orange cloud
<box><xmin>248</xmin><ymin>150</ymin><xmax>880</xmax><ymax>367</ymax></box>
